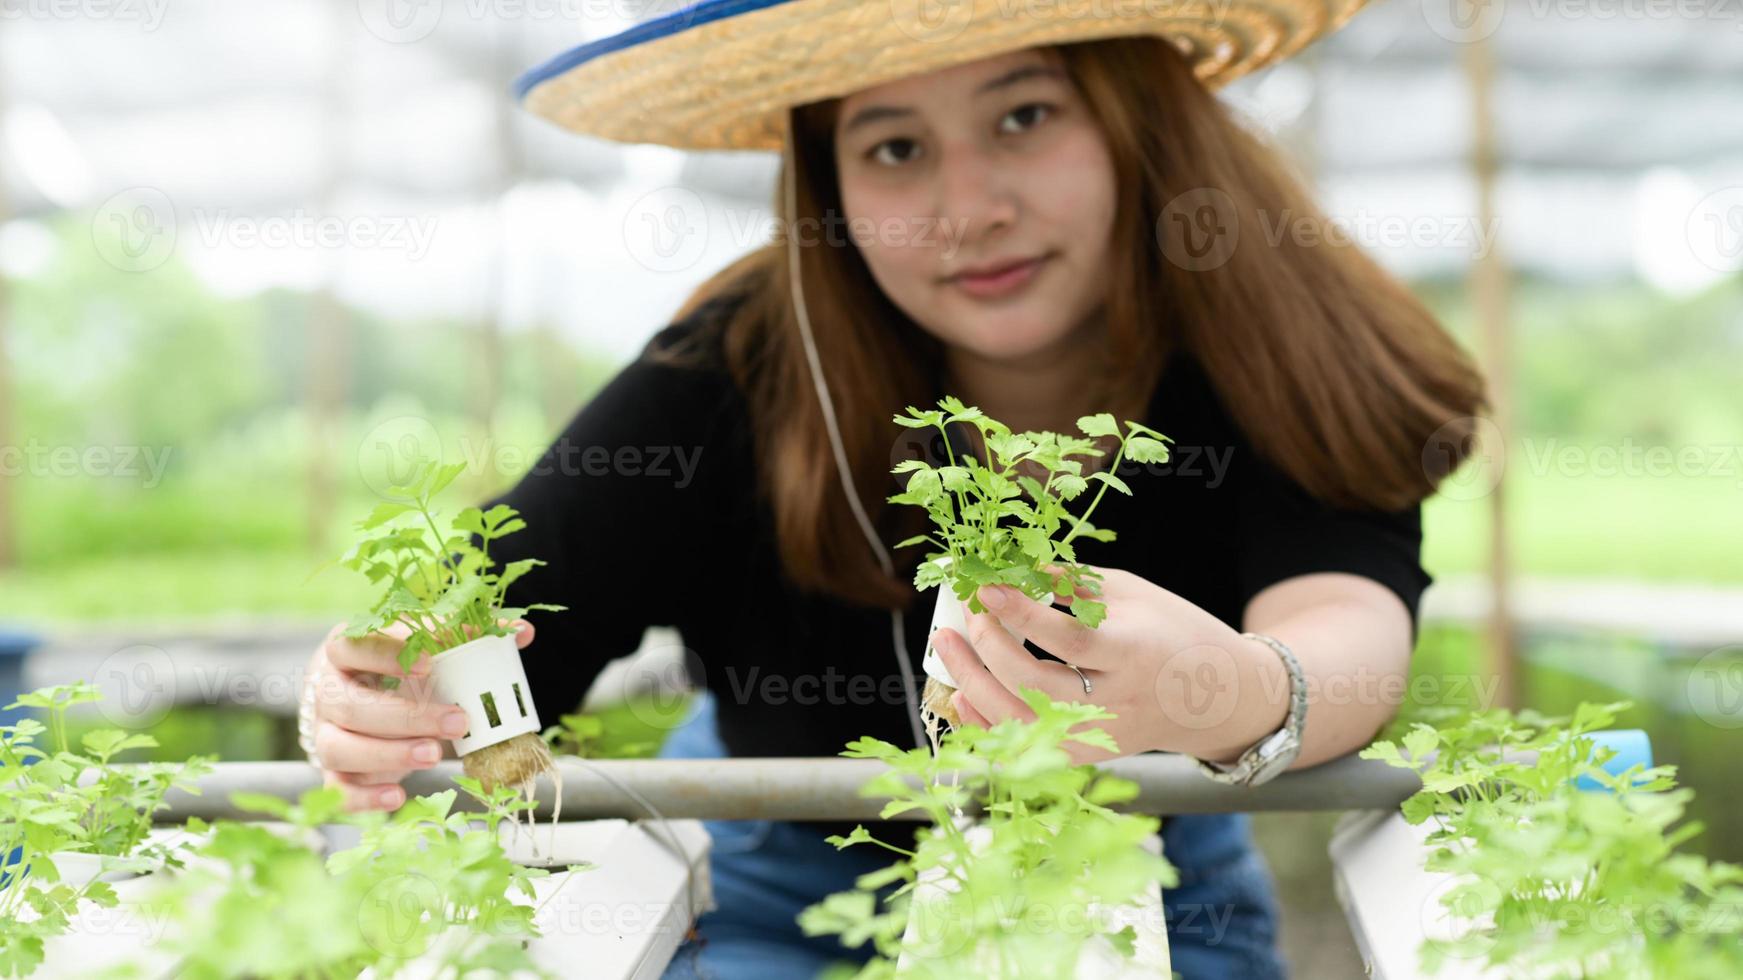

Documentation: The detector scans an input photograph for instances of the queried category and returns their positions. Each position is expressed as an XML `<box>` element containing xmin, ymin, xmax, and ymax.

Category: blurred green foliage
<box><xmin>1403</xmin><ymin>625</ymin><xmax>1743</xmax><ymax>865</ymax></box>
<box><xmin>6</xmin><ymin>259</ymin><xmax>1739</xmax><ymax>618</ymax></box>
<box><xmin>3</xmin><ymin>215</ymin><xmax>616</xmax><ymax>592</ymax></box>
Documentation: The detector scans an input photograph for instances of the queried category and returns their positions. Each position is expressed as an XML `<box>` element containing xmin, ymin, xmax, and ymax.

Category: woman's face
<box><xmin>832</xmin><ymin>47</ymin><xmax>1117</xmax><ymax>367</ymax></box>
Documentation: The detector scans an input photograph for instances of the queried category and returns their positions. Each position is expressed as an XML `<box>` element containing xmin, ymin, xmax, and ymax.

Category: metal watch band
<box><xmin>1193</xmin><ymin>631</ymin><xmax>1307</xmax><ymax>788</ymax></box>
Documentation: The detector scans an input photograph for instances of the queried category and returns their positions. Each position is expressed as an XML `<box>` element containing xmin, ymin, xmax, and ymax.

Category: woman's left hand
<box><xmin>934</xmin><ymin>563</ymin><xmax>1256</xmax><ymax>765</ymax></box>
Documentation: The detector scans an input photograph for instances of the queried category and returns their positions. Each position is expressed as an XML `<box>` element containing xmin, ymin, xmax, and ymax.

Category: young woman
<box><xmin>301</xmin><ymin>10</ymin><xmax>1486</xmax><ymax>979</ymax></box>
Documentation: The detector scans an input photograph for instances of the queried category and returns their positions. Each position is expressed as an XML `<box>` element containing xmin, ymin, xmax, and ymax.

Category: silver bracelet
<box><xmin>1192</xmin><ymin>631</ymin><xmax>1307</xmax><ymax>788</ymax></box>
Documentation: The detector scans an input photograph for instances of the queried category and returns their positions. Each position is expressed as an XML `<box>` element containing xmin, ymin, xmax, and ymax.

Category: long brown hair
<box><xmin>654</xmin><ymin>35</ymin><xmax>1488</xmax><ymax>612</ymax></box>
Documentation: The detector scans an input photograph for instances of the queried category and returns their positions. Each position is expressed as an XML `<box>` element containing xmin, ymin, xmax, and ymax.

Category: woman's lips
<box><xmin>949</xmin><ymin>254</ymin><xmax>1051</xmax><ymax>300</ymax></box>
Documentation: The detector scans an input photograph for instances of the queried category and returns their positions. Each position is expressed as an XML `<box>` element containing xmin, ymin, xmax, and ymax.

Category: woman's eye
<box><xmin>863</xmin><ymin>104</ymin><xmax>1052</xmax><ymax>166</ymax></box>
<box><xmin>1000</xmin><ymin>102</ymin><xmax>1052</xmax><ymax>134</ymax></box>
<box><xmin>868</xmin><ymin>138</ymin><xmax>919</xmax><ymax>167</ymax></box>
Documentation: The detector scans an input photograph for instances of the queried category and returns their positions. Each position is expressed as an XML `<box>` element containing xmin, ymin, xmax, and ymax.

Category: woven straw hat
<box><xmin>516</xmin><ymin>0</ymin><xmax>1372</xmax><ymax>151</ymax></box>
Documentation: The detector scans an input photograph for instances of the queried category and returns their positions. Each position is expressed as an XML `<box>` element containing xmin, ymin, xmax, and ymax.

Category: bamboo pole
<box><xmin>0</xmin><ymin>66</ymin><xmax>14</xmax><ymax>570</ymax></box>
<box><xmin>303</xmin><ymin>0</ymin><xmax>352</xmax><ymax>552</ymax></box>
<box><xmin>1463</xmin><ymin>14</ymin><xmax>1518</xmax><ymax>710</ymax></box>
<box><xmin>469</xmin><ymin>19</ymin><xmax>516</xmax><ymax>501</ymax></box>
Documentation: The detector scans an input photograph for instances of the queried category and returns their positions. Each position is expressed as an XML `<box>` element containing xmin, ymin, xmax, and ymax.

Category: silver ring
<box><xmin>1066</xmin><ymin>663</ymin><xmax>1093</xmax><ymax>695</ymax></box>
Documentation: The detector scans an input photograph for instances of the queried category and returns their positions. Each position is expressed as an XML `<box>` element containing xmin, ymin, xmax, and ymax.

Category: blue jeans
<box><xmin>657</xmin><ymin>692</ymin><xmax>1288</xmax><ymax>980</ymax></box>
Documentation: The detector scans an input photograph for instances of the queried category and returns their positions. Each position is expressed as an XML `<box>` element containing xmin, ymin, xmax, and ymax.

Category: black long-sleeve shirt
<box><xmin>483</xmin><ymin>293</ymin><xmax>1432</xmax><ymax>842</ymax></box>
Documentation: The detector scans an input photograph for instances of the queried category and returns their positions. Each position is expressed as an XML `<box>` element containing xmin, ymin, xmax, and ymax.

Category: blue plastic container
<box><xmin>1575</xmin><ymin>728</ymin><xmax>1654</xmax><ymax>792</ymax></box>
<box><xmin>0</xmin><ymin>628</ymin><xmax>41</xmax><ymax>889</ymax></box>
<box><xmin>0</xmin><ymin>628</ymin><xmax>40</xmax><ymax>725</ymax></box>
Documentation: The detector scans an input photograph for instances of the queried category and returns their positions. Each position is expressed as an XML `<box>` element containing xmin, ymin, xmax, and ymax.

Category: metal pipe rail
<box><xmin>137</xmin><ymin>752</ymin><xmax>1430</xmax><ymax>823</ymax></box>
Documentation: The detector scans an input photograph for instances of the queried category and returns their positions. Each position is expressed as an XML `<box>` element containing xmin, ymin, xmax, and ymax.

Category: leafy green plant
<box><xmin>1362</xmin><ymin>700</ymin><xmax>1743</xmax><ymax>978</ymax></box>
<box><xmin>321</xmin><ymin>456</ymin><xmax>567</xmax><ymax>685</ymax></box>
<box><xmin>539</xmin><ymin>693</ymin><xmax>697</xmax><ymax>761</ymax></box>
<box><xmin>0</xmin><ymin>682</ymin><xmax>213</xmax><ymax>977</ymax></box>
<box><xmin>128</xmin><ymin>778</ymin><xmax>587</xmax><ymax>980</ymax></box>
<box><xmin>799</xmin><ymin>688</ymin><xmax>1177</xmax><ymax>978</ymax></box>
<box><xmin>888</xmin><ymin>397</ymin><xmax>1170</xmax><ymax>629</ymax></box>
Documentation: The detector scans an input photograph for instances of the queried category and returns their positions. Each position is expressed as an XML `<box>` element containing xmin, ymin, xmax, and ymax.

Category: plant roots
<box><xmin>463</xmin><ymin>732</ymin><xmax>563</xmax><ymax>861</ymax></box>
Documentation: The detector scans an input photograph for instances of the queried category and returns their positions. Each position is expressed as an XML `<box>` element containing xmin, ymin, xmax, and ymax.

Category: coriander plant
<box><xmin>130</xmin><ymin>778</ymin><xmax>585</xmax><ymax>980</ymax></box>
<box><xmin>889</xmin><ymin>396</ymin><xmax>1171</xmax><ymax>629</ymax></box>
<box><xmin>324</xmin><ymin>455</ymin><xmax>567</xmax><ymax>685</ymax></box>
<box><xmin>1361</xmin><ymin>700</ymin><xmax>1743</xmax><ymax>978</ymax></box>
<box><xmin>799</xmin><ymin>688</ymin><xmax>1178</xmax><ymax>978</ymax></box>
<box><xmin>1</xmin><ymin>682</ymin><xmax>213</xmax><ymax>978</ymax></box>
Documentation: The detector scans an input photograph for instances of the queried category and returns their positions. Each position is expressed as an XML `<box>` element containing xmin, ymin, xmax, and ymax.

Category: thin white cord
<box><xmin>783</xmin><ymin>113</ymin><xmax>929</xmax><ymax>752</ymax></box>
<box><xmin>557</xmin><ymin>755</ymin><xmax>701</xmax><ymax>941</ymax></box>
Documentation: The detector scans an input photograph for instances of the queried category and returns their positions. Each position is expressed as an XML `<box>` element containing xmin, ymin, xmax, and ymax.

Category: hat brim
<box><xmin>517</xmin><ymin>0</ymin><xmax>1369</xmax><ymax>151</ymax></box>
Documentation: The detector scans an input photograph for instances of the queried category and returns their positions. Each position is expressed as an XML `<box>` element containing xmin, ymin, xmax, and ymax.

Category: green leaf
<box><xmin>1359</xmin><ymin>740</ymin><xmax>1405</xmax><ymax>766</ymax></box>
<box><xmin>0</xmin><ymin>934</ymin><xmax>45</xmax><ymax>976</ymax></box>
<box><xmin>481</xmin><ymin>503</ymin><xmax>519</xmax><ymax>531</ymax></box>
<box><xmin>1052</xmin><ymin>474</ymin><xmax>1088</xmax><ymax>500</ymax></box>
<box><xmin>940</xmin><ymin>398</ymin><xmax>986</xmax><ymax>425</ymax></box>
<box><xmin>1014</xmin><ymin>527</ymin><xmax>1053</xmax><ymax>562</ymax></box>
<box><xmin>879</xmin><ymin>799</ymin><xmax>925</xmax><ymax>819</ymax></box>
<box><xmin>1084</xmin><ymin>776</ymin><xmax>1139</xmax><ymax>806</ymax></box>
<box><xmin>913</xmin><ymin>560</ymin><xmax>948</xmax><ymax>591</ymax></box>
<box><xmin>854</xmin><ymin>862</ymin><xmax>913</xmax><ymax>890</ymax></box>
<box><xmin>1402</xmin><ymin>725</ymin><xmax>1439</xmax><ymax>763</ymax></box>
<box><xmin>1076</xmin><ymin>414</ymin><xmax>1119</xmax><ymax>438</ymax></box>
<box><xmin>1072</xmin><ymin>599</ymin><xmax>1108</xmax><ymax>629</ymax></box>
<box><xmin>1088</xmin><ymin>471</ymin><xmax>1132</xmax><ymax>495</ymax></box>
<box><xmin>892</xmin><ymin>408</ymin><xmax>943</xmax><ymax>428</ymax></box>
<box><xmin>9</xmin><ymin>684</ymin><xmax>101</xmax><ymax>711</ymax></box>
<box><xmin>229</xmin><ymin>791</ymin><xmax>292</xmax><ymax>819</ymax></box>
<box><xmin>452</xmin><ymin>506</ymin><xmax>487</xmax><ymax>536</ymax></box>
<box><xmin>839</xmin><ymin>737</ymin><xmax>905</xmax><ymax>763</ymax></box>
<box><xmin>424</xmin><ymin>461</ymin><xmax>466</xmax><ymax>499</ymax></box>
<box><xmin>80</xmin><ymin>730</ymin><xmax>158</xmax><ymax>760</ymax></box>
<box><xmin>1105</xmin><ymin>924</ymin><xmax>1138</xmax><ymax>958</ymax></box>
<box><xmin>1065</xmin><ymin>727</ymin><xmax>1120</xmax><ymax>753</ymax></box>
<box><xmin>938</xmin><ymin>466</ymin><xmax>974</xmax><ymax>492</ymax></box>
<box><xmin>1399</xmin><ymin>791</ymin><xmax>1438</xmax><ymax>825</ymax></box>
<box><xmin>1123</xmin><ymin>436</ymin><xmax>1170</xmax><ymax>465</ymax></box>
<box><xmin>825</xmin><ymin>825</ymin><xmax>878</xmax><ymax>850</ymax></box>
<box><xmin>493</xmin><ymin>559</ymin><xmax>543</xmax><ymax>597</ymax></box>
<box><xmin>358</xmin><ymin>501</ymin><xmax>415</xmax><ymax>530</ymax></box>
<box><xmin>986</xmin><ymin>432</ymin><xmax>1036</xmax><ymax>462</ymax></box>
<box><xmin>431</xmin><ymin>574</ymin><xmax>489</xmax><ymax>620</ymax></box>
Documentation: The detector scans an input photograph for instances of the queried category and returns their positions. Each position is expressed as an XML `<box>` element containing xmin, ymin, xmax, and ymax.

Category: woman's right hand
<box><xmin>303</xmin><ymin>619</ymin><xmax>535</xmax><ymax>811</ymax></box>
